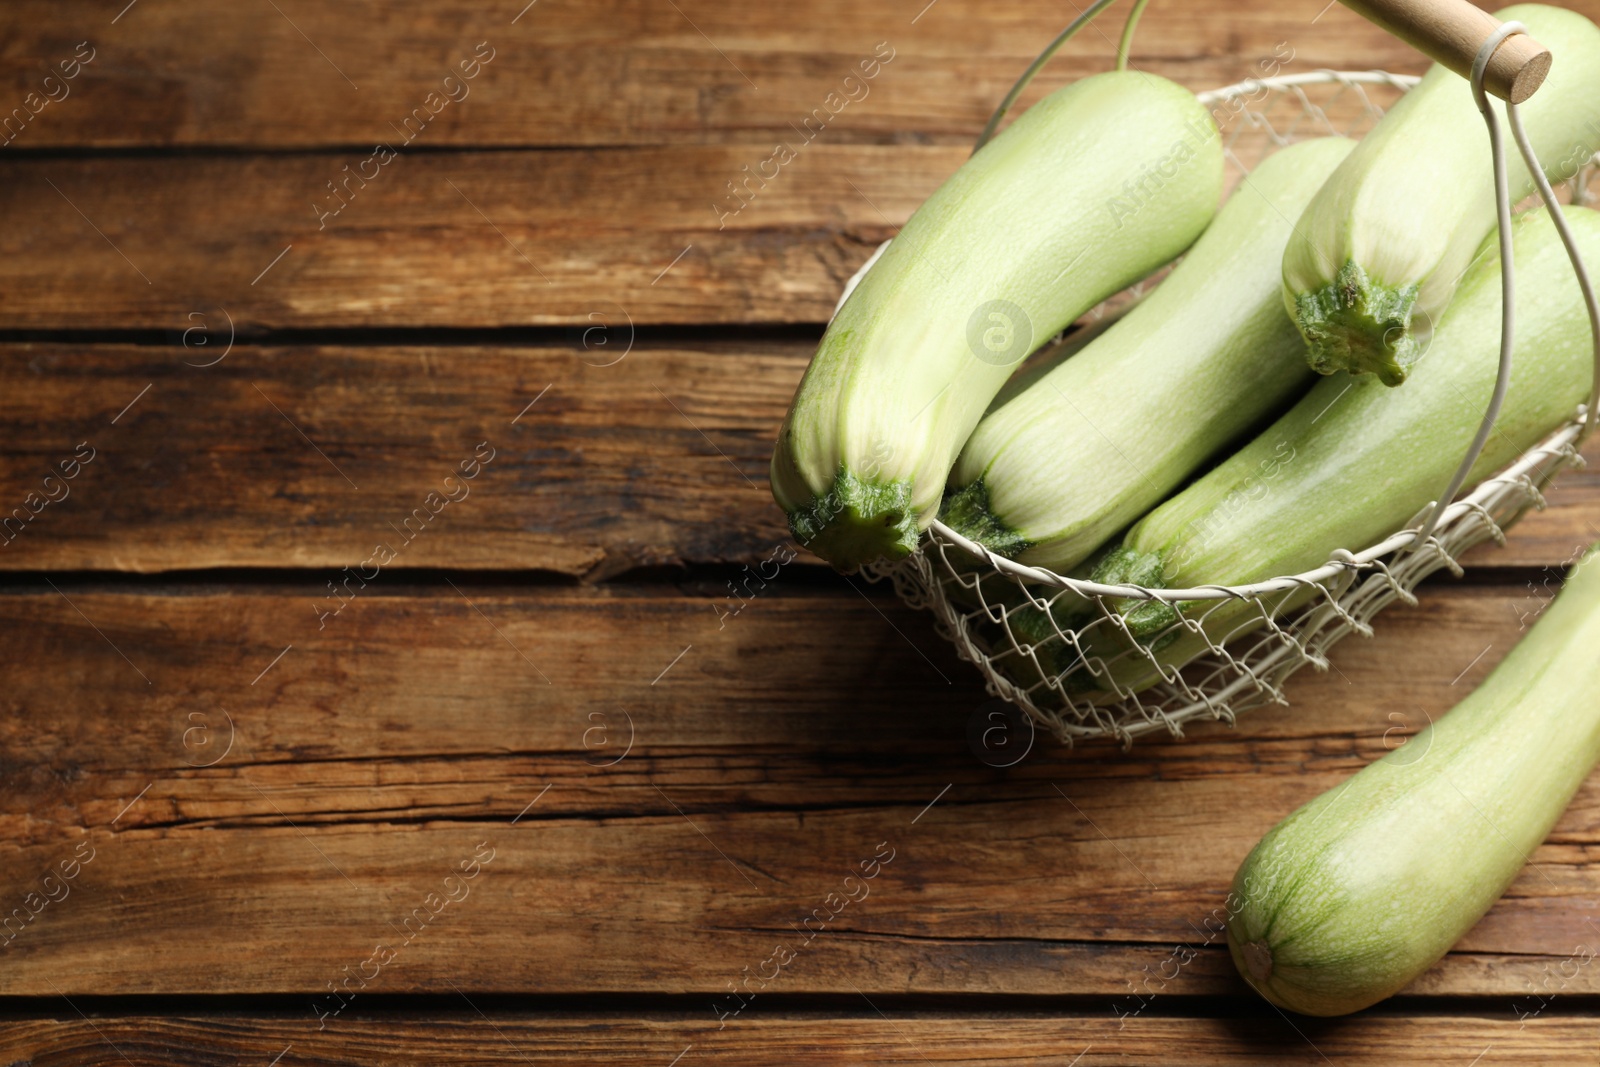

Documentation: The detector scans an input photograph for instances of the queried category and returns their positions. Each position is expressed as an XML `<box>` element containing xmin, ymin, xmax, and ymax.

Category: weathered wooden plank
<box><xmin>3</xmin><ymin>584</ymin><xmax>1599</xmax><ymax>997</ymax></box>
<box><xmin>0</xmin><ymin>1012</ymin><xmax>1592</xmax><ymax>1066</ymax></box>
<box><xmin>0</xmin><ymin>147</ymin><xmax>920</xmax><ymax>329</ymax></box>
<box><xmin>0</xmin><ymin>342</ymin><xmax>794</xmax><ymax>575</ymax></box>
<box><xmin>0</xmin><ymin>0</ymin><xmax>1460</xmax><ymax>148</ymax></box>
<box><xmin>0</xmin><ymin>343</ymin><xmax>1591</xmax><ymax>573</ymax></box>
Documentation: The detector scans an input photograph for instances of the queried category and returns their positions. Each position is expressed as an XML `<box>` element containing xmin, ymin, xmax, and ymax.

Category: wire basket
<box><xmin>855</xmin><ymin>27</ymin><xmax>1600</xmax><ymax>747</ymax></box>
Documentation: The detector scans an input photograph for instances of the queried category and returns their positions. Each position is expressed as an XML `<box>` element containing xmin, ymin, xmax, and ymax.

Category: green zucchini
<box><xmin>771</xmin><ymin>70</ymin><xmax>1223</xmax><ymax>570</ymax></box>
<box><xmin>1282</xmin><ymin>3</ymin><xmax>1600</xmax><ymax>386</ymax></box>
<box><xmin>1227</xmin><ymin>544</ymin><xmax>1600</xmax><ymax>1016</ymax></box>
<box><xmin>943</xmin><ymin>136</ymin><xmax>1353</xmax><ymax>571</ymax></box>
<box><xmin>1080</xmin><ymin>203</ymin><xmax>1600</xmax><ymax>693</ymax></box>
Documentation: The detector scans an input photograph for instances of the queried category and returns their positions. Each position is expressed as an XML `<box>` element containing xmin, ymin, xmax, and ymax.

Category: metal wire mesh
<box><xmin>861</xmin><ymin>71</ymin><xmax>1600</xmax><ymax>748</ymax></box>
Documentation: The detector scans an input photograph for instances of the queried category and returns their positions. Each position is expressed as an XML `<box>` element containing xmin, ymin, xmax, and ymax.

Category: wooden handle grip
<box><xmin>1339</xmin><ymin>0</ymin><xmax>1552</xmax><ymax>102</ymax></box>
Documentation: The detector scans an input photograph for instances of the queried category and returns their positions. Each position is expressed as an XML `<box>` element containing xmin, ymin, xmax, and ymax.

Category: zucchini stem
<box><xmin>1293</xmin><ymin>261</ymin><xmax>1421</xmax><ymax>387</ymax></box>
<box><xmin>1091</xmin><ymin>545</ymin><xmax>1181</xmax><ymax>636</ymax></box>
<box><xmin>940</xmin><ymin>479</ymin><xmax>1032</xmax><ymax>559</ymax></box>
<box><xmin>786</xmin><ymin>467</ymin><xmax>919</xmax><ymax>570</ymax></box>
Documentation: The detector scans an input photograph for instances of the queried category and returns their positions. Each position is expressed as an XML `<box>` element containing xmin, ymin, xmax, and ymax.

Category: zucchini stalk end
<box><xmin>787</xmin><ymin>468</ymin><xmax>919</xmax><ymax>571</ymax></box>
<box><xmin>1292</xmin><ymin>261</ymin><xmax>1419</xmax><ymax>387</ymax></box>
<box><xmin>1092</xmin><ymin>546</ymin><xmax>1181</xmax><ymax>637</ymax></box>
<box><xmin>940</xmin><ymin>479</ymin><xmax>1032</xmax><ymax>560</ymax></box>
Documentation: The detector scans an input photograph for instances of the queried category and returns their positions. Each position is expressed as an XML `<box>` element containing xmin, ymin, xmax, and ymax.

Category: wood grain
<box><xmin>0</xmin><ymin>1012</ymin><xmax>1592</xmax><ymax>1066</ymax></box>
<box><xmin>0</xmin><ymin>147</ymin><xmax>925</xmax><ymax>329</ymax></box>
<box><xmin>3</xmin><ymin>584</ymin><xmax>1599</xmax><ymax>997</ymax></box>
<box><xmin>1339</xmin><ymin>0</ymin><xmax>1552</xmax><ymax>102</ymax></box>
<box><xmin>0</xmin><ymin>342</ymin><xmax>794</xmax><ymax>575</ymax></box>
<box><xmin>0</xmin><ymin>342</ymin><xmax>1591</xmax><ymax>574</ymax></box>
<box><xmin>0</xmin><ymin>0</ymin><xmax>1474</xmax><ymax>149</ymax></box>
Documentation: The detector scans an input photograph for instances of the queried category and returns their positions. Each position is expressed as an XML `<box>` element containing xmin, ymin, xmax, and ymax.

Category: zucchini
<box><xmin>943</xmin><ymin>136</ymin><xmax>1353</xmax><ymax>571</ymax></box>
<box><xmin>1282</xmin><ymin>3</ymin><xmax>1600</xmax><ymax>386</ymax></box>
<box><xmin>1082</xmin><ymin>203</ymin><xmax>1600</xmax><ymax>692</ymax></box>
<box><xmin>1227</xmin><ymin>544</ymin><xmax>1600</xmax><ymax>1016</ymax></box>
<box><xmin>771</xmin><ymin>71</ymin><xmax>1223</xmax><ymax>570</ymax></box>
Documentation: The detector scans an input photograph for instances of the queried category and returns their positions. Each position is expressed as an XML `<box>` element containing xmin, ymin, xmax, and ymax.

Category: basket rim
<box><xmin>1193</xmin><ymin>68</ymin><xmax>1420</xmax><ymax>104</ymax></box>
<box><xmin>926</xmin><ymin>412</ymin><xmax>1584</xmax><ymax>603</ymax></box>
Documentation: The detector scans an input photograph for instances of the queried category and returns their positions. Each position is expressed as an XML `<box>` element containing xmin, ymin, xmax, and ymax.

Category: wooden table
<box><xmin>4</xmin><ymin>0</ymin><xmax>1600</xmax><ymax>1062</ymax></box>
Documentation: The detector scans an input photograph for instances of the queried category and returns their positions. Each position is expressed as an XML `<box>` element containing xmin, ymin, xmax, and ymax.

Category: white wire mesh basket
<box><xmin>856</xmin><ymin>31</ymin><xmax>1600</xmax><ymax>747</ymax></box>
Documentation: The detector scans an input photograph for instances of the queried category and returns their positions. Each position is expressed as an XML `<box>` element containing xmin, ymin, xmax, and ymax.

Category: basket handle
<box><xmin>1413</xmin><ymin>17</ymin><xmax>1600</xmax><ymax>546</ymax></box>
<box><xmin>1339</xmin><ymin>0</ymin><xmax>1551</xmax><ymax>102</ymax></box>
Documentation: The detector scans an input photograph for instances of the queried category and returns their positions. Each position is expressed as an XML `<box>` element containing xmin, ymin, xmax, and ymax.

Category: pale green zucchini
<box><xmin>771</xmin><ymin>70</ymin><xmax>1222</xmax><ymax>570</ymax></box>
<box><xmin>1078</xmin><ymin>204</ymin><xmax>1600</xmax><ymax>692</ymax></box>
<box><xmin>1227</xmin><ymin>545</ymin><xmax>1600</xmax><ymax>1016</ymax></box>
<box><xmin>943</xmin><ymin>136</ymin><xmax>1353</xmax><ymax>571</ymax></box>
<box><xmin>1282</xmin><ymin>3</ymin><xmax>1600</xmax><ymax>386</ymax></box>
